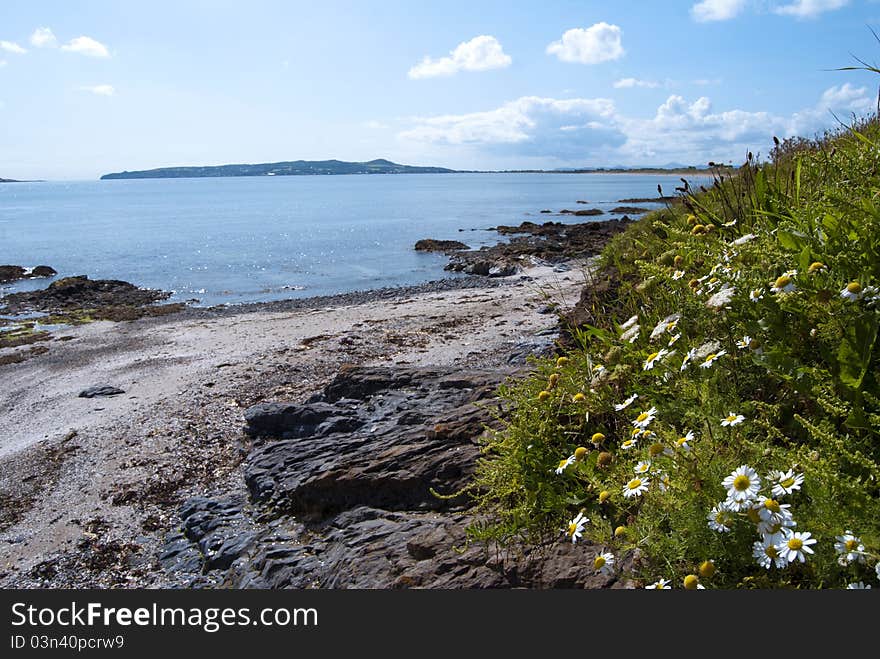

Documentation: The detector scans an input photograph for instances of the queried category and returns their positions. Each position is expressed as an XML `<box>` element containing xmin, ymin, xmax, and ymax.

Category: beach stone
<box><xmin>414</xmin><ymin>239</ymin><xmax>469</xmax><ymax>254</ymax></box>
<box><xmin>31</xmin><ymin>266</ymin><xmax>57</xmax><ymax>278</ymax></box>
<box><xmin>0</xmin><ymin>266</ymin><xmax>27</xmax><ymax>283</ymax></box>
<box><xmin>78</xmin><ymin>385</ymin><xmax>125</xmax><ymax>398</ymax></box>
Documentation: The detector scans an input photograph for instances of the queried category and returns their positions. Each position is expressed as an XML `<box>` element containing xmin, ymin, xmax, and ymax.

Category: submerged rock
<box><xmin>0</xmin><ymin>275</ymin><xmax>173</xmax><ymax>315</ymax></box>
<box><xmin>0</xmin><ymin>265</ymin><xmax>57</xmax><ymax>283</ymax></box>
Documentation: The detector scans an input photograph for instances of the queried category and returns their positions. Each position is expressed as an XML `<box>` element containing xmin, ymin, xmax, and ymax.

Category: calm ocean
<box><xmin>0</xmin><ymin>173</ymin><xmax>707</xmax><ymax>307</ymax></box>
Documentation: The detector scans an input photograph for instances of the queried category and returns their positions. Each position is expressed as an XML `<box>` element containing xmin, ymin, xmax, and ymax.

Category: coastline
<box><xmin>0</xmin><ymin>259</ymin><xmax>596</xmax><ymax>588</ymax></box>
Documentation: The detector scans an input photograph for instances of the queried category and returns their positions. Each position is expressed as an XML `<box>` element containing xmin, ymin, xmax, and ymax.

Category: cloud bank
<box><xmin>546</xmin><ymin>23</ymin><xmax>624</xmax><ymax>64</ymax></box>
<box><xmin>408</xmin><ymin>35</ymin><xmax>511</xmax><ymax>79</ymax></box>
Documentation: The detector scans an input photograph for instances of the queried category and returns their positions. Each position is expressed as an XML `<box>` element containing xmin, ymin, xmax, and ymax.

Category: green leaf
<box><xmin>837</xmin><ymin>313</ymin><xmax>879</xmax><ymax>390</ymax></box>
<box><xmin>777</xmin><ymin>228</ymin><xmax>808</xmax><ymax>251</ymax></box>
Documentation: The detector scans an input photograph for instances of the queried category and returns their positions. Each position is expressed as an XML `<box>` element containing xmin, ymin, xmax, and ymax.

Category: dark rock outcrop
<box><xmin>0</xmin><ymin>275</ymin><xmax>172</xmax><ymax>315</ymax></box>
<box><xmin>414</xmin><ymin>239</ymin><xmax>470</xmax><ymax>254</ymax></box>
<box><xmin>161</xmin><ymin>365</ymin><xmax>619</xmax><ymax>588</ymax></box>
<box><xmin>560</xmin><ymin>208</ymin><xmax>604</xmax><ymax>216</ymax></box>
<box><xmin>78</xmin><ymin>385</ymin><xmax>125</xmax><ymax>398</ymax></box>
<box><xmin>610</xmin><ymin>206</ymin><xmax>648</xmax><ymax>215</ymax></box>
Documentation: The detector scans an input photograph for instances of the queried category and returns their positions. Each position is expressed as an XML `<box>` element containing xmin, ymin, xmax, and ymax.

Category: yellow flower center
<box><xmin>715</xmin><ymin>511</ymin><xmax>727</xmax><ymax>524</ymax></box>
<box><xmin>636</xmin><ymin>412</ymin><xmax>650</xmax><ymax>423</ymax></box>
<box><xmin>747</xmin><ymin>508</ymin><xmax>761</xmax><ymax>524</ymax></box>
<box><xmin>774</xmin><ymin>275</ymin><xmax>791</xmax><ymax>289</ymax></box>
<box><xmin>573</xmin><ymin>393</ymin><xmax>586</xmax><ymax>403</ymax></box>
<box><xmin>646</xmin><ymin>352</ymin><xmax>660</xmax><ymax>363</ymax></box>
<box><xmin>556</xmin><ymin>357</ymin><xmax>569</xmax><ymax>367</ymax></box>
<box><xmin>598</xmin><ymin>490</ymin><xmax>610</xmax><ymax>503</ymax></box>
<box><xmin>845</xmin><ymin>539</ymin><xmax>859</xmax><ymax>552</ymax></box>
<box><xmin>568</xmin><ymin>523</ymin><xmax>578</xmax><ymax>537</ymax></box>
<box><xmin>765</xmin><ymin>545</ymin><xmax>778</xmax><ymax>558</ymax></box>
<box><xmin>699</xmin><ymin>561</ymin><xmax>715</xmax><ymax>578</ymax></box>
<box><xmin>667</xmin><ymin>321</ymin><xmax>677</xmax><ymax>330</ymax></box>
<box><xmin>597</xmin><ymin>452</ymin><xmax>612</xmax><ymax>467</ymax></box>
<box><xmin>648</xmin><ymin>443</ymin><xmax>665</xmax><ymax>457</ymax></box>
<box><xmin>574</xmin><ymin>447</ymin><xmax>588</xmax><ymax>461</ymax></box>
<box><xmin>847</xmin><ymin>282</ymin><xmax>862</xmax><ymax>294</ymax></box>
<box><xmin>752</xmin><ymin>289</ymin><xmax>761</xmax><ymax>297</ymax></box>
<box><xmin>614</xmin><ymin>526</ymin><xmax>627</xmax><ymax>538</ymax></box>
<box><xmin>787</xmin><ymin>537</ymin><xmax>803</xmax><ymax>551</ymax></box>
<box><xmin>683</xmin><ymin>575</ymin><xmax>700</xmax><ymax>590</ymax></box>
<box><xmin>558</xmin><ymin>459</ymin><xmax>570</xmax><ymax>469</ymax></box>
<box><xmin>591</xmin><ymin>432</ymin><xmax>605</xmax><ymax>444</ymax></box>
<box><xmin>726</xmin><ymin>415</ymin><xmax>738</xmax><ymax>423</ymax></box>
<box><xmin>593</xmin><ymin>556</ymin><xmax>606</xmax><ymax>570</ymax></box>
<box><xmin>622</xmin><ymin>440</ymin><xmax>635</xmax><ymax>449</ymax></box>
<box><xmin>808</xmin><ymin>262</ymin><xmax>824</xmax><ymax>274</ymax></box>
<box><xmin>548</xmin><ymin>373</ymin><xmax>559</xmax><ymax>387</ymax></box>
<box><xmin>733</xmin><ymin>475</ymin><xmax>751</xmax><ymax>491</ymax></box>
<box><xmin>780</xmin><ymin>476</ymin><xmax>796</xmax><ymax>488</ymax></box>
<box><xmin>763</xmin><ymin>499</ymin><xmax>781</xmax><ymax>513</ymax></box>
<box><xmin>627</xmin><ymin>478</ymin><xmax>643</xmax><ymax>490</ymax></box>
<box><xmin>704</xmin><ymin>353</ymin><xmax>716</xmax><ymax>363</ymax></box>
<box><xmin>538</xmin><ymin>390</ymin><xmax>551</xmax><ymax>401</ymax></box>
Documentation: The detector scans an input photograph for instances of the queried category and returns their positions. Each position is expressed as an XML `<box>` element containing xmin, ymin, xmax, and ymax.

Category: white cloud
<box><xmin>399</xmin><ymin>96</ymin><xmax>624</xmax><ymax>158</ymax></box>
<box><xmin>0</xmin><ymin>41</ymin><xmax>27</xmax><ymax>54</ymax></box>
<box><xmin>614</xmin><ymin>78</ymin><xmax>660</xmax><ymax>89</ymax></box>
<box><xmin>398</xmin><ymin>85</ymin><xmax>874</xmax><ymax>167</ymax></box>
<box><xmin>61</xmin><ymin>36</ymin><xmax>109</xmax><ymax>57</ymax></box>
<box><xmin>773</xmin><ymin>0</ymin><xmax>849</xmax><ymax>18</ymax></box>
<box><xmin>0</xmin><ymin>60</ymin><xmax>6</xmax><ymax>68</ymax></box>
<box><xmin>30</xmin><ymin>27</ymin><xmax>57</xmax><ymax>48</ymax></box>
<box><xmin>546</xmin><ymin>23</ymin><xmax>624</xmax><ymax>65</ymax></box>
<box><xmin>80</xmin><ymin>84</ymin><xmax>115</xmax><ymax>96</ymax></box>
<box><xmin>691</xmin><ymin>0</ymin><xmax>747</xmax><ymax>22</ymax></box>
<box><xmin>408</xmin><ymin>35</ymin><xmax>511</xmax><ymax>79</ymax></box>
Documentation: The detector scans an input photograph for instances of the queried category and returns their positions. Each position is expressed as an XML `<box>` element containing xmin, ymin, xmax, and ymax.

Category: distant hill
<box><xmin>100</xmin><ymin>159</ymin><xmax>458</xmax><ymax>180</ymax></box>
<box><xmin>0</xmin><ymin>177</ymin><xmax>22</xmax><ymax>183</ymax></box>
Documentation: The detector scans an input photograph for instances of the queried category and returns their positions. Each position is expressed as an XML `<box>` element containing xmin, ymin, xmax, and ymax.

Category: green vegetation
<box><xmin>466</xmin><ymin>115</ymin><xmax>880</xmax><ymax>589</ymax></box>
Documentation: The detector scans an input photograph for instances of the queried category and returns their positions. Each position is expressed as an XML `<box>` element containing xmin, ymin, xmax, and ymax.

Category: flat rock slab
<box><xmin>78</xmin><ymin>385</ymin><xmax>125</xmax><ymax>398</ymax></box>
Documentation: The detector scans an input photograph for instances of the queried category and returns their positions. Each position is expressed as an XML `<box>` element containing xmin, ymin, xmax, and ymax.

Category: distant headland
<box><xmin>99</xmin><ymin>159</ymin><xmax>716</xmax><ymax>181</ymax></box>
<box><xmin>100</xmin><ymin>159</ymin><xmax>458</xmax><ymax>180</ymax></box>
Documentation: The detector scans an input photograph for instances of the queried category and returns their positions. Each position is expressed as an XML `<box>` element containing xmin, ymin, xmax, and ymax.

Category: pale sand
<box><xmin>0</xmin><ymin>261</ymin><xmax>591</xmax><ymax>586</ymax></box>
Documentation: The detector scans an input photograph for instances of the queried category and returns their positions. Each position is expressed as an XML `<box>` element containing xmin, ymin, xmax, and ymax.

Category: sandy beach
<box><xmin>0</xmin><ymin>261</ymin><xmax>591</xmax><ymax>587</ymax></box>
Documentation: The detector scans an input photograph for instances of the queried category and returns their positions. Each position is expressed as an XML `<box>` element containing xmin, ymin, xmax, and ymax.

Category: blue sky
<box><xmin>2</xmin><ymin>0</ymin><xmax>880</xmax><ymax>179</ymax></box>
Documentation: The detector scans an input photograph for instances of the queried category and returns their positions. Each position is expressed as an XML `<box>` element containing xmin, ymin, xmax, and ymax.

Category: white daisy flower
<box><xmin>722</xmin><ymin>465</ymin><xmax>761</xmax><ymax>503</ymax></box>
<box><xmin>777</xmin><ymin>530</ymin><xmax>817</xmax><ymax>563</ymax></box>
<box><xmin>645</xmin><ymin>578</ymin><xmax>671</xmax><ymax>589</ymax></box>
<box><xmin>620</xmin><ymin>314</ymin><xmax>639</xmax><ymax>331</ymax></box>
<box><xmin>706</xmin><ymin>286</ymin><xmax>736</xmax><ymax>309</ymax></box>
<box><xmin>555</xmin><ymin>455</ymin><xmax>575</xmax><ymax>475</ymax></box>
<box><xmin>721</xmin><ymin>412</ymin><xmax>745</xmax><ymax>427</ymax></box>
<box><xmin>680</xmin><ymin>347</ymin><xmax>697</xmax><ymax>371</ymax></box>
<box><xmin>592</xmin><ymin>364</ymin><xmax>607</xmax><ymax>377</ymax></box>
<box><xmin>620</xmin><ymin>324</ymin><xmax>641</xmax><ymax>343</ymax></box>
<box><xmin>667</xmin><ymin>333</ymin><xmax>681</xmax><ymax>347</ymax></box>
<box><xmin>768</xmin><ymin>469</ymin><xmax>804</xmax><ymax>498</ymax></box>
<box><xmin>620</xmin><ymin>438</ymin><xmax>639</xmax><ymax>451</ymax></box>
<box><xmin>760</xmin><ymin>519</ymin><xmax>797</xmax><ymax>545</ymax></box>
<box><xmin>564</xmin><ymin>511</ymin><xmax>588</xmax><ymax>544</ymax></box>
<box><xmin>847</xmin><ymin>582</ymin><xmax>871</xmax><ymax>589</ymax></box>
<box><xmin>753</xmin><ymin>539</ymin><xmax>788</xmax><ymax>569</ymax></box>
<box><xmin>707</xmin><ymin>502</ymin><xmax>735</xmax><ymax>532</ymax></box>
<box><xmin>643</xmin><ymin>349</ymin><xmax>670</xmax><ymax>371</ymax></box>
<box><xmin>700</xmin><ymin>350</ymin><xmax>727</xmax><ymax>369</ymax></box>
<box><xmin>655</xmin><ymin>471</ymin><xmax>670</xmax><ymax>492</ymax></box>
<box><xmin>614</xmin><ymin>393</ymin><xmax>639</xmax><ymax>411</ymax></box>
<box><xmin>634</xmin><ymin>460</ymin><xmax>651</xmax><ymax>475</ymax></box>
<box><xmin>674</xmin><ymin>430</ymin><xmax>695</xmax><ymax>452</ymax></box>
<box><xmin>834</xmin><ymin>531</ymin><xmax>866</xmax><ymax>566</ymax></box>
<box><xmin>756</xmin><ymin>498</ymin><xmax>793</xmax><ymax>526</ymax></box>
<box><xmin>672</xmin><ymin>270</ymin><xmax>685</xmax><ymax>280</ymax></box>
<box><xmin>749</xmin><ymin>288</ymin><xmax>764</xmax><ymax>302</ymax></box>
<box><xmin>623</xmin><ymin>477</ymin><xmax>650</xmax><ymax>498</ymax></box>
<box><xmin>770</xmin><ymin>274</ymin><xmax>796</xmax><ymax>294</ymax></box>
<box><xmin>722</xmin><ymin>218</ymin><xmax>738</xmax><ymax>227</ymax></box>
<box><xmin>593</xmin><ymin>552</ymin><xmax>615</xmax><ymax>576</ymax></box>
<box><xmin>840</xmin><ymin>282</ymin><xmax>865</xmax><ymax>301</ymax></box>
<box><xmin>736</xmin><ymin>335</ymin><xmax>752</xmax><ymax>350</ymax></box>
<box><xmin>650</xmin><ymin>314</ymin><xmax>680</xmax><ymax>340</ymax></box>
<box><xmin>632</xmin><ymin>407</ymin><xmax>658</xmax><ymax>429</ymax></box>
<box><xmin>731</xmin><ymin>233</ymin><xmax>756</xmax><ymax>246</ymax></box>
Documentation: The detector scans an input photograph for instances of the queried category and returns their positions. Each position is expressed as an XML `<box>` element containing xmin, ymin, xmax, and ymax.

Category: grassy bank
<box><xmin>466</xmin><ymin>115</ymin><xmax>880</xmax><ymax>589</ymax></box>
